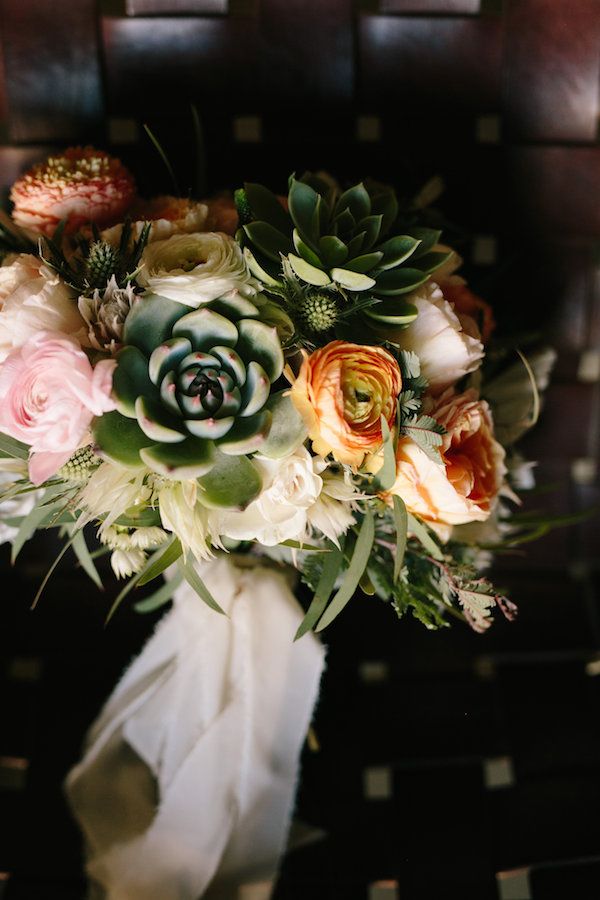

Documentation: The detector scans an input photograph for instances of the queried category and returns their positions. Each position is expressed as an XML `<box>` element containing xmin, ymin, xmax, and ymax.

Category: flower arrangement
<box><xmin>0</xmin><ymin>148</ymin><xmax>557</xmax><ymax>635</ymax></box>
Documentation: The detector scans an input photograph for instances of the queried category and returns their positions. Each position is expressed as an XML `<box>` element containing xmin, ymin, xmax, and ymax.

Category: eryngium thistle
<box><xmin>86</xmin><ymin>240</ymin><xmax>119</xmax><ymax>290</ymax></box>
<box><xmin>299</xmin><ymin>292</ymin><xmax>339</xmax><ymax>333</ymax></box>
<box><xmin>59</xmin><ymin>445</ymin><xmax>100</xmax><ymax>481</ymax></box>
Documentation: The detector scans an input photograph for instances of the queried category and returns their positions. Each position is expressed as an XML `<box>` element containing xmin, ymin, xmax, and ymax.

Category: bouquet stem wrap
<box><xmin>65</xmin><ymin>557</ymin><xmax>325</xmax><ymax>900</ymax></box>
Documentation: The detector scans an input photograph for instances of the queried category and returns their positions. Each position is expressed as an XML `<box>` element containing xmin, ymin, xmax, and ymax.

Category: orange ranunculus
<box><xmin>290</xmin><ymin>340</ymin><xmax>402</xmax><ymax>469</ymax></box>
<box><xmin>442</xmin><ymin>281</ymin><xmax>496</xmax><ymax>344</ymax></box>
<box><xmin>388</xmin><ymin>388</ymin><xmax>505</xmax><ymax>539</ymax></box>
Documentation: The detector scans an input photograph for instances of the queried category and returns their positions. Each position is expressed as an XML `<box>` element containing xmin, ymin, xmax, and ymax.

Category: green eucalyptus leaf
<box><xmin>372</xmin><ymin>417</ymin><xmax>396</xmax><ymax>492</ymax></box>
<box><xmin>138</xmin><ymin>537</ymin><xmax>183</xmax><ymax>586</ymax></box>
<box><xmin>294</xmin><ymin>542</ymin><xmax>343</xmax><ymax>640</ymax></box>
<box><xmin>0</xmin><ymin>432</ymin><xmax>29</xmax><ymax>461</ymax></box>
<box><xmin>316</xmin><ymin>509</ymin><xmax>375</xmax><ymax>632</ymax></box>
<box><xmin>393</xmin><ymin>495</ymin><xmax>408</xmax><ymax>583</ymax></box>
<box><xmin>179</xmin><ymin>557</ymin><xmax>226</xmax><ymax>614</ymax></box>
<box><xmin>134</xmin><ymin>570</ymin><xmax>183</xmax><ymax>613</ymax></box>
<box><xmin>72</xmin><ymin>529</ymin><xmax>103</xmax><ymax>589</ymax></box>
<box><xmin>407</xmin><ymin>512</ymin><xmax>444</xmax><ymax>561</ymax></box>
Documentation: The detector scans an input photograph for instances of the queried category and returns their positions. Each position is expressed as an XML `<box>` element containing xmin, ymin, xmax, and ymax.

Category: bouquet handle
<box><xmin>66</xmin><ymin>556</ymin><xmax>325</xmax><ymax>900</ymax></box>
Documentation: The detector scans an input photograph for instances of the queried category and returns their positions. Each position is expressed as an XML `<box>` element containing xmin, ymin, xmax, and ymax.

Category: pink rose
<box><xmin>0</xmin><ymin>332</ymin><xmax>116</xmax><ymax>485</ymax></box>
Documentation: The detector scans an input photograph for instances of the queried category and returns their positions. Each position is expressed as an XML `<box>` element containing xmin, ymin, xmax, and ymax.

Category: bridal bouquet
<box><xmin>0</xmin><ymin>147</ymin><xmax>554</xmax><ymax>635</ymax></box>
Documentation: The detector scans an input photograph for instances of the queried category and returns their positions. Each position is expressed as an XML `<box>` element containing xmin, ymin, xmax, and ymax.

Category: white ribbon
<box><xmin>66</xmin><ymin>556</ymin><xmax>325</xmax><ymax>900</ymax></box>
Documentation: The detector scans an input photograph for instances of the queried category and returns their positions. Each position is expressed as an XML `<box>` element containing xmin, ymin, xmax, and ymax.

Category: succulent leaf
<box><xmin>318</xmin><ymin>235</ymin><xmax>348</xmax><ymax>268</ymax></box>
<box><xmin>288</xmin><ymin>254</ymin><xmax>331</xmax><ymax>286</ymax></box>
<box><xmin>259</xmin><ymin>391</ymin><xmax>308</xmax><ymax>459</ymax></box>
<box><xmin>244</xmin><ymin>182</ymin><xmax>291</xmax><ymax>235</ymax></box>
<box><xmin>173</xmin><ymin>308</ymin><xmax>238</xmax><ymax>351</ymax></box>
<box><xmin>113</xmin><ymin>345</ymin><xmax>158</xmax><ymax>417</ymax></box>
<box><xmin>375</xmin><ymin>267</ymin><xmax>429</xmax><ymax>295</ymax></box>
<box><xmin>92</xmin><ymin>411</ymin><xmax>150</xmax><ymax>468</ymax></box>
<box><xmin>140</xmin><ymin>437</ymin><xmax>217</xmax><ymax>479</ymax></box>
<box><xmin>148</xmin><ymin>337</ymin><xmax>193</xmax><ymax>386</ymax></box>
<box><xmin>243</xmin><ymin>221</ymin><xmax>290</xmax><ymax>262</ymax></box>
<box><xmin>331</xmin><ymin>268</ymin><xmax>376</xmax><ymax>291</ymax></box>
<box><xmin>236</xmin><ymin>319</ymin><xmax>284</xmax><ymax>381</ymax></box>
<box><xmin>335</xmin><ymin>183</ymin><xmax>371</xmax><ymax>222</ymax></box>
<box><xmin>197</xmin><ymin>452</ymin><xmax>262</xmax><ymax>510</ymax></box>
<box><xmin>135</xmin><ymin>396</ymin><xmax>187</xmax><ymax>443</ymax></box>
<box><xmin>123</xmin><ymin>293</ymin><xmax>187</xmax><ymax>356</ymax></box>
<box><xmin>217</xmin><ymin>410</ymin><xmax>272</xmax><ymax>455</ymax></box>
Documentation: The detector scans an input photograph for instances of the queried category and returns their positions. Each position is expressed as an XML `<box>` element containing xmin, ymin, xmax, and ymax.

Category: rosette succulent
<box><xmin>93</xmin><ymin>291</ymin><xmax>305</xmax><ymax>506</ymax></box>
<box><xmin>237</xmin><ymin>175</ymin><xmax>451</xmax><ymax>331</ymax></box>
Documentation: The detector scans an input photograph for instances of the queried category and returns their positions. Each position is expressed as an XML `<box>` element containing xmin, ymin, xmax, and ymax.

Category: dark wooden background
<box><xmin>1</xmin><ymin>2</ymin><xmax>600</xmax><ymax>898</ymax></box>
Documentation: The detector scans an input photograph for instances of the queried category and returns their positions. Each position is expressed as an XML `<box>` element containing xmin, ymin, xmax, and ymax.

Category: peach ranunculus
<box><xmin>388</xmin><ymin>388</ymin><xmax>506</xmax><ymax>539</ymax></box>
<box><xmin>0</xmin><ymin>331</ymin><xmax>116</xmax><ymax>485</ymax></box>
<box><xmin>10</xmin><ymin>147</ymin><xmax>136</xmax><ymax>237</ymax></box>
<box><xmin>290</xmin><ymin>340</ymin><xmax>402</xmax><ymax>469</ymax></box>
<box><xmin>0</xmin><ymin>254</ymin><xmax>85</xmax><ymax>363</ymax></box>
<box><xmin>103</xmin><ymin>195</ymin><xmax>210</xmax><ymax>245</ymax></box>
<box><xmin>394</xmin><ymin>281</ymin><xmax>484</xmax><ymax>395</ymax></box>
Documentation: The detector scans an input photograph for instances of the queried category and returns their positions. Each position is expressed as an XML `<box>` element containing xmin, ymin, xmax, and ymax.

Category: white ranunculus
<box><xmin>137</xmin><ymin>232</ymin><xmax>258</xmax><ymax>306</ymax></box>
<box><xmin>214</xmin><ymin>448</ymin><xmax>324</xmax><ymax>547</ymax></box>
<box><xmin>395</xmin><ymin>281</ymin><xmax>483</xmax><ymax>394</ymax></box>
<box><xmin>0</xmin><ymin>254</ymin><xmax>84</xmax><ymax>362</ymax></box>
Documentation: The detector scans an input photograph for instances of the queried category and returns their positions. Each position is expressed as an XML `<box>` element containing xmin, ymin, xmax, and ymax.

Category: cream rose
<box><xmin>394</xmin><ymin>282</ymin><xmax>483</xmax><ymax>394</ymax></box>
<box><xmin>214</xmin><ymin>448</ymin><xmax>324</xmax><ymax>547</ymax></box>
<box><xmin>389</xmin><ymin>388</ymin><xmax>506</xmax><ymax>539</ymax></box>
<box><xmin>0</xmin><ymin>254</ymin><xmax>84</xmax><ymax>362</ymax></box>
<box><xmin>137</xmin><ymin>232</ymin><xmax>258</xmax><ymax>306</ymax></box>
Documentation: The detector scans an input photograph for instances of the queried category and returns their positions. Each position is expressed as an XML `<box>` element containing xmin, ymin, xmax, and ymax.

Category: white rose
<box><xmin>395</xmin><ymin>281</ymin><xmax>483</xmax><ymax>394</ymax></box>
<box><xmin>137</xmin><ymin>232</ymin><xmax>258</xmax><ymax>306</ymax></box>
<box><xmin>214</xmin><ymin>448</ymin><xmax>323</xmax><ymax>547</ymax></box>
<box><xmin>0</xmin><ymin>254</ymin><xmax>84</xmax><ymax>362</ymax></box>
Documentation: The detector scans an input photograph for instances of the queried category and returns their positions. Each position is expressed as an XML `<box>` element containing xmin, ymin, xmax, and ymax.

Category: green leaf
<box><xmin>413</xmin><ymin>250</ymin><xmax>453</xmax><ymax>274</ymax></box>
<box><xmin>392</xmin><ymin>495</ymin><xmax>407</xmax><ymax>583</ymax></box>
<box><xmin>318</xmin><ymin>235</ymin><xmax>348</xmax><ymax>269</ymax></box>
<box><xmin>148</xmin><ymin>337</ymin><xmax>192</xmax><ymax>387</ymax></box>
<box><xmin>0</xmin><ymin>432</ymin><xmax>29</xmax><ymax>461</ymax></box>
<box><xmin>288</xmin><ymin>179</ymin><xmax>321</xmax><ymax>246</ymax></box>
<box><xmin>105</xmin><ymin>541</ymin><xmax>176</xmax><ymax>623</ymax></box>
<box><xmin>123</xmin><ymin>292</ymin><xmax>187</xmax><ymax>357</ymax></box>
<box><xmin>288</xmin><ymin>253</ymin><xmax>331</xmax><ymax>286</ymax></box>
<box><xmin>244</xmin><ymin>182</ymin><xmax>291</xmax><ymax>234</ymax></box>
<box><xmin>239</xmin><ymin>360</ymin><xmax>271</xmax><ymax>417</ymax></box>
<box><xmin>370</xmin><ymin>190</ymin><xmax>399</xmax><ymax>237</ymax></box>
<box><xmin>243</xmin><ymin>247</ymin><xmax>281</xmax><ymax>286</ymax></box>
<box><xmin>335</xmin><ymin>183</ymin><xmax>371</xmax><ymax>223</ymax></box>
<box><xmin>371</xmin><ymin>417</ymin><xmax>396</xmax><ymax>492</ymax></box>
<box><xmin>11</xmin><ymin>485</ymin><xmax>64</xmax><ymax>563</ymax></box>
<box><xmin>236</xmin><ymin>319</ymin><xmax>284</xmax><ymax>381</ymax></box>
<box><xmin>173</xmin><ymin>307</ymin><xmax>237</xmax><ymax>352</ymax></box>
<box><xmin>280</xmin><ymin>539</ymin><xmax>331</xmax><ymax>551</ymax></box>
<box><xmin>364</xmin><ymin>299</ymin><xmax>418</xmax><ymax>327</ymax></box>
<box><xmin>197</xmin><ymin>452</ymin><xmax>262</xmax><ymax>509</ymax></box>
<box><xmin>179</xmin><ymin>557</ymin><xmax>226</xmax><ymax>614</ymax></box>
<box><xmin>376</xmin><ymin>235</ymin><xmax>420</xmax><ymax>271</ymax></box>
<box><xmin>217</xmin><ymin>409</ymin><xmax>272</xmax><ymax>455</ymax></box>
<box><xmin>331</xmin><ymin>268</ymin><xmax>376</xmax><ymax>291</ymax></box>
<box><xmin>294</xmin><ymin>542</ymin><xmax>343</xmax><ymax>640</ymax></box>
<box><xmin>407</xmin><ymin>512</ymin><xmax>444</xmax><ymax>561</ymax></box>
<box><xmin>243</xmin><ymin>221</ymin><xmax>290</xmax><ymax>262</ymax></box>
<box><xmin>293</xmin><ymin>229</ymin><xmax>324</xmax><ymax>268</ymax></box>
<box><xmin>140</xmin><ymin>435</ymin><xmax>217</xmax><ymax>478</ymax></box>
<box><xmin>357</xmin><ymin>214</ymin><xmax>383</xmax><ymax>251</ymax></box>
<box><xmin>342</xmin><ymin>251</ymin><xmax>383</xmax><ymax>274</ymax></box>
<box><xmin>408</xmin><ymin>227</ymin><xmax>442</xmax><ymax>259</ymax></box>
<box><xmin>72</xmin><ymin>529</ymin><xmax>103</xmax><ymax>589</ymax></box>
<box><xmin>316</xmin><ymin>509</ymin><xmax>375</xmax><ymax>632</ymax></box>
<box><xmin>93</xmin><ymin>411</ymin><xmax>149</xmax><ymax>468</ymax></box>
<box><xmin>374</xmin><ymin>267</ymin><xmax>429</xmax><ymax>296</ymax></box>
<box><xmin>31</xmin><ymin>534</ymin><xmax>75</xmax><ymax>610</ymax></box>
<box><xmin>259</xmin><ymin>391</ymin><xmax>308</xmax><ymax>459</ymax></box>
<box><xmin>135</xmin><ymin>396</ymin><xmax>187</xmax><ymax>444</ymax></box>
<box><xmin>138</xmin><ymin>537</ymin><xmax>183</xmax><ymax>586</ymax></box>
<box><xmin>134</xmin><ymin>571</ymin><xmax>183</xmax><ymax>613</ymax></box>
<box><xmin>113</xmin><ymin>345</ymin><xmax>158</xmax><ymax>417</ymax></box>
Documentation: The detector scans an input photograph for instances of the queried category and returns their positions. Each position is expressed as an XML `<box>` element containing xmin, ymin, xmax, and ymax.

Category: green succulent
<box><xmin>92</xmin><ymin>292</ymin><xmax>306</xmax><ymax>505</ymax></box>
<box><xmin>237</xmin><ymin>175</ymin><xmax>451</xmax><ymax>331</ymax></box>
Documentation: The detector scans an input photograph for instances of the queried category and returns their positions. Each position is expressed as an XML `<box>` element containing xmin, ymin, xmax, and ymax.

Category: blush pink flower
<box><xmin>0</xmin><ymin>332</ymin><xmax>116</xmax><ymax>485</ymax></box>
<box><xmin>10</xmin><ymin>147</ymin><xmax>136</xmax><ymax>237</ymax></box>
